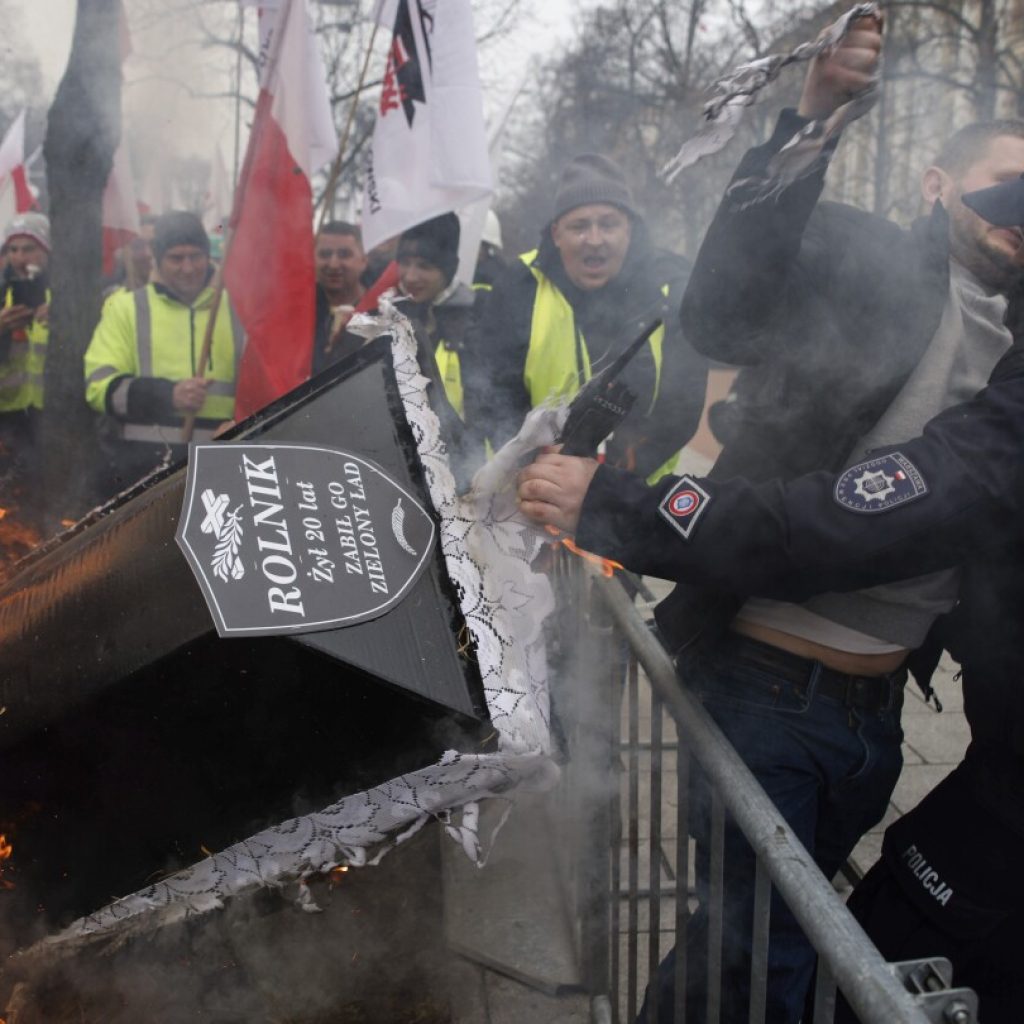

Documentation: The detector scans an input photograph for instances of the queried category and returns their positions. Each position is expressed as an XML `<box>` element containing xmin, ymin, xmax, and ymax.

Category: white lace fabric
<box><xmin>20</xmin><ymin>303</ymin><xmax>563</xmax><ymax>962</ymax></box>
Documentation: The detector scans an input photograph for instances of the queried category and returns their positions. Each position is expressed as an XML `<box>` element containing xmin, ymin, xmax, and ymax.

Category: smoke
<box><xmin>120</xmin><ymin>0</ymin><xmax>241</xmax><ymax>211</ymax></box>
<box><xmin>3</xmin><ymin>827</ymin><xmax>459</xmax><ymax>1023</ymax></box>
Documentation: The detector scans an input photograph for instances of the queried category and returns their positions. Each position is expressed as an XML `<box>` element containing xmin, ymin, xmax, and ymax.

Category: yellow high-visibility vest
<box><xmin>85</xmin><ymin>282</ymin><xmax>244</xmax><ymax>442</ymax></box>
<box><xmin>0</xmin><ymin>286</ymin><xmax>49</xmax><ymax>413</ymax></box>
<box><xmin>432</xmin><ymin>281</ymin><xmax>491</xmax><ymax>418</ymax></box>
<box><xmin>519</xmin><ymin>251</ymin><xmax>676</xmax><ymax>482</ymax></box>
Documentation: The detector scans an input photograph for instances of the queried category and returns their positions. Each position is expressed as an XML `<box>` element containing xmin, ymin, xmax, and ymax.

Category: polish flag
<box><xmin>228</xmin><ymin>0</ymin><xmax>338</xmax><ymax>420</ymax></box>
<box><xmin>101</xmin><ymin>142</ymin><xmax>141</xmax><ymax>275</ymax></box>
<box><xmin>0</xmin><ymin>111</ymin><xmax>39</xmax><ymax>227</ymax></box>
<box><xmin>100</xmin><ymin>2</ymin><xmax>138</xmax><ymax>275</ymax></box>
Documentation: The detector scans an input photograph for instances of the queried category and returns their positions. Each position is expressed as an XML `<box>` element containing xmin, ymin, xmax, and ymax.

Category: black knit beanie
<box><xmin>397</xmin><ymin>212</ymin><xmax>461</xmax><ymax>285</ymax></box>
<box><xmin>553</xmin><ymin>154</ymin><xmax>637</xmax><ymax>222</ymax></box>
<box><xmin>153</xmin><ymin>211</ymin><xmax>211</xmax><ymax>261</ymax></box>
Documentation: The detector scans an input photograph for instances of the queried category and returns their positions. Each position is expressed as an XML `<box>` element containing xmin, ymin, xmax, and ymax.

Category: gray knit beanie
<box><xmin>553</xmin><ymin>154</ymin><xmax>637</xmax><ymax>222</ymax></box>
<box><xmin>153</xmin><ymin>210</ymin><xmax>210</xmax><ymax>261</ymax></box>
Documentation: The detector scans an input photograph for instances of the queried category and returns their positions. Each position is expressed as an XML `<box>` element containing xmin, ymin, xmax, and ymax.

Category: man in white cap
<box><xmin>0</xmin><ymin>212</ymin><xmax>50</xmax><ymax>485</ymax></box>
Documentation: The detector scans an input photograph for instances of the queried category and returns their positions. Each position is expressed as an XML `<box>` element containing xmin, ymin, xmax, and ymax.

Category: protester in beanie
<box><xmin>396</xmin><ymin>212</ymin><xmax>480</xmax><ymax>420</ymax></box>
<box><xmin>462</xmin><ymin>153</ymin><xmax>707</xmax><ymax>480</ymax></box>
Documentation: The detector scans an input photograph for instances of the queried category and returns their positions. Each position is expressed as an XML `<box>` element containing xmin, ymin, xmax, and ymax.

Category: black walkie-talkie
<box><xmin>557</xmin><ymin>319</ymin><xmax>662</xmax><ymax>458</ymax></box>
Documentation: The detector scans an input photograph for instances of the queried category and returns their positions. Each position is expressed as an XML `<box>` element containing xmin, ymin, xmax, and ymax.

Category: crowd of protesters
<box><xmin>4</xmin><ymin>11</ymin><xmax>1024</xmax><ymax>1019</ymax></box>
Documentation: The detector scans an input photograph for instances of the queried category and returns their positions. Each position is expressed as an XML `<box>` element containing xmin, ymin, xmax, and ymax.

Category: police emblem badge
<box><xmin>835</xmin><ymin>452</ymin><xmax>928</xmax><ymax>514</ymax></box>
<box><xmin>658</xmin><ymin>475</ymin><xmax>711</xmax><ymax>540</ymax></box>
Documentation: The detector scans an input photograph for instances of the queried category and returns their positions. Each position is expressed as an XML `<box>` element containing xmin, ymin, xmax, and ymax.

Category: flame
<box><xmin>329</xmin><ymin>865</ymin><xmax>350</xmax><ymax>887</ymax></box>
<box><xmin>0</xmin><ymin>833</ymin><xmax>13</xmax><ymax>891</ymax></box>
<box><xmin>545</xmin><ymin>525</ymin><xmax>623</xmax><ymax>578</ymax></box>
<box><xmin>0</xmin><ymin>504</ymin><xmax>42</xmax><ymax>581</ymax></box>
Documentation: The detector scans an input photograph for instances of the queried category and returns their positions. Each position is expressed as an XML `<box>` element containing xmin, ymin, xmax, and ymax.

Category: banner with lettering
<box><xmin>176</xmin><ymin>443</ymin><xmax>436</xmax><ymax>636</ymax></box>
<box><xmin>361</xmin><ymin>0</ymin><xmax>491</xmax><ymax>252</ymax></box>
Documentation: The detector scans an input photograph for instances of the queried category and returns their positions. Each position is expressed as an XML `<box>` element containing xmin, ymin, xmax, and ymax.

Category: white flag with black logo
<box><xmin>361</xmin><ymin>0</ymin><xmax>492</xmax><ymax>252</ymax></box>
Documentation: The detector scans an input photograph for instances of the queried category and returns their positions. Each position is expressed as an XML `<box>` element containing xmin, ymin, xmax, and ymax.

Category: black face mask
<box><xmin>962</xmin><ymin>173</ymin><xmax>1024</xmax><ymax>228</ymax></box>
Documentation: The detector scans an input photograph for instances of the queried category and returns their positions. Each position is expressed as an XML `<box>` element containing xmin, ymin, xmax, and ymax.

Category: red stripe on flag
<box><xmin>11</xmin><ymin>166</ymin><xmax>36</xmax><ymax>213</ymax></box>
<box><xmin>353</xmin><ymin>260</ymin><xmax>399</xmax><ymax>314</ymax></box>
<box><xmin>227</xmin><ymin>90</ymin><xmax>316</xmax><ymax>421</ymax></box>
<box><xmin>102</xmin><ymin>226</ymin><xmax>137</xmax><ymax>277</ymax></box>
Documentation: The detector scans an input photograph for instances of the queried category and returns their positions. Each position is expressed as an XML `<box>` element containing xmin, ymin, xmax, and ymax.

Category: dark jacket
<box><xmin>577</xmin><ymin>347</ymin><xmax>1024</xmax><ymax>832</ymax></box>
<box><xmin>402</xmin><ymin>280</ymin><xmax>477</xmax><ymax>353</ymax></box>
<box><xmin>462</xmin><ymin>220</ymin><xmax>708</xmax><ymax>479</ymax></box>
<box><xmin>660</xmin><ymin>108</ymin><xmax>988</xmax><ymax>651</ymax></box>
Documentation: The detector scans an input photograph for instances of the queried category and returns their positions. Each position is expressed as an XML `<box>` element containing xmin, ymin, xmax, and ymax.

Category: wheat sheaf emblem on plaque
<box><xmin>200</xmin><ymin>488</ymin><xmax>246</xmax><ymax>582</ymax></box>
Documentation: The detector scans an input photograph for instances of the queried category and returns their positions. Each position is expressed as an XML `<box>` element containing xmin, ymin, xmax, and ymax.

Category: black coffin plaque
<box><xmin>176</xmin><ymin>444</ymin><xmax>436</xmax><ymax>636</ymax></box>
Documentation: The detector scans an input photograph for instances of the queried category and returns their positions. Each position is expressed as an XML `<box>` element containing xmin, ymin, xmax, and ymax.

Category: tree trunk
<box><xmin>975</xmin><ymin>0</ymin><xmax>999</xmax><ymax>119</ymax></box>
<box><xmin>39</xmin><ymin>0</ymin><xmax>122</xmax><ymax>529</ymax></box>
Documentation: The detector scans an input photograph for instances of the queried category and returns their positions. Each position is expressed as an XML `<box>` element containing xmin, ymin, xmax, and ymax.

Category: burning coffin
<box><xmin>0</xmin><ymin>335</ymin><xmax>491</xmax><ymax>950</ymax></box>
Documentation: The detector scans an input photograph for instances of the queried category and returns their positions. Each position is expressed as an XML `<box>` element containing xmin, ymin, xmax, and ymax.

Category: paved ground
<box><xmin>845</xmin><ymin>652</ymin><xmax>969</xmax><ymax>881</ymax></box>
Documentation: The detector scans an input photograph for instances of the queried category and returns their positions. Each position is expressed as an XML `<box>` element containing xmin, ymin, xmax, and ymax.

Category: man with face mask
<box><xmin>519</xmin><ymin>16</ymin><xmax>1024</xmax><ymax>1024</ymax></box>
<box><xmin>462</xmin><ymin>154</ymin><xmax>707</xmax><ymax>480</ymax></box>
<box><xmin>84</xmin><ymin>211</ymin><xmax>246</xmax><ymax>495</ymax></box>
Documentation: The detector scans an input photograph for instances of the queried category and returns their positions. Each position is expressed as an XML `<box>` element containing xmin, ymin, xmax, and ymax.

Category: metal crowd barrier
<box><xmin>558</xmin><ymin>562</ymin><xmax>979</xmax><ymax>1024</ymax></box>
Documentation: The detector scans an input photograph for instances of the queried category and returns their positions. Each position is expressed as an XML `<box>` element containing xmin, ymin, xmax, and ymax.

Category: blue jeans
<box><xmin>638</xmin><ymin>641</ymin><xmax>905</xmax><ymax>1024</ymax></box>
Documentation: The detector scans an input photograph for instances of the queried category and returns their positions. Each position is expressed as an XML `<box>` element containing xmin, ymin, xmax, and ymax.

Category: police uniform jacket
<box><xmin>663</xmin><ymin>108</ymin><xmax>1000</xmax><ymax>653</ymax></box>
<box><xmin>576</xmin><ymin>338</ymin><xmax>1024</xmax><ymax>833</ymax></box>
<box><xmin>461</xmin><ymin>221</ymin><xmax>707</xmax><ymax>480</ymax></box>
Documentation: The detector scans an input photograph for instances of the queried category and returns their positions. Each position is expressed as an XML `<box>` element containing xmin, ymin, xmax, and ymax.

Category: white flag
<box><xmin>455</xmin><ymin>76</ymin><xmax>525</xmax><ymax>284</ymax></box>
<box><xmin>101</xmin><ymin>141</ymin><xmax>141</xmax><ymax>274</ymax></box>
<box><xmin>362</xmin><ymin>0</ymin><xmax>492</xmax><ymax>252</ymax></box>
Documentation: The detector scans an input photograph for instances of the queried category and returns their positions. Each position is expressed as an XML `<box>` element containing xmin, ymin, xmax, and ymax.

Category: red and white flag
<box><xmin>0</xmin><ymin>111</ymin><xmax>39</xmax><ymax>227</ymax></box>
<box><xmin>228</xmin><ymin>0</ymin><xmax>338</xmax><ymax>420</ymax></box>
<box><xmin>100</xmin><ymin>2</ymin><xmax>138</xmax><ymax>275</ymax></box>
<box><xmin>361</xmin><ymin>0</ymin><xmax>492</xmax><ymax>254</ymax></box>
<box><xmin>101</xmin><ymin>142</ymin><xmax>141</xmax><ymax>275</ymax></box>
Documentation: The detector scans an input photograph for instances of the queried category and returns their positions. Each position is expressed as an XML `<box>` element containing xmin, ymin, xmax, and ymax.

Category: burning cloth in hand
<box><xmin>661</xmin><ymin>2</ymin><xmax>881</xmax><ymax>198</ymax></box>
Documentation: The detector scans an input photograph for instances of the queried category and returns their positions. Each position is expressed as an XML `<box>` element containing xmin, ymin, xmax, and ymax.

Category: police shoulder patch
<box><xmin>658</xmin><ymin>475</ymin><xmax>711</xmax><ymax>540</ymax></box>
<box><xmin>834</xmin><ymin>452</ymin><xmax>928</xmax><ymax>515</ymax></box>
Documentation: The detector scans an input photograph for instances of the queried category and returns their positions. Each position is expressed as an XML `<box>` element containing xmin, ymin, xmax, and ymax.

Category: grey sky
<box><xmin>18</xmin><ymin>0</ymin><xmax>577</xmax><ymax>170</ymax></box>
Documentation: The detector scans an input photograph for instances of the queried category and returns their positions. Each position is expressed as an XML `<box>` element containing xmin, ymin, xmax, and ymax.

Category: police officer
<box><xmin>84</xmin><ymin>210</ymin><xmax>245</xmax><ymax>496</ymax></box>
<box><xmin>462</xmin><ymin>153</ymin><xmax>707</xmax><ymax>481</ymax></box>
<box><xmin>523</xmin><ymin>15</ymin><xmax>1024</xmax><ymax>1020</ymax></box>
<box><xmin>518</xmin><ymin>334</ymin><xmax>1024</xmax><ymax>1021</ymax></box>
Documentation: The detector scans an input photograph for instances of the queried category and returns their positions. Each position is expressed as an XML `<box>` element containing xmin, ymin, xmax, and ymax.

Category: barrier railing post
<box><xmin>586</xmin><ymin>567</ymin><xmax>948</xmax><ymax>1024</ymax></box>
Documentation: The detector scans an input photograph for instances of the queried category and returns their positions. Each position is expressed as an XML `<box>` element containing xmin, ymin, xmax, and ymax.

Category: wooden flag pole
<box><xmin>314</xmin><ymin>18</ymin><xmax>382</xmax><ymax>233</ymax></box>
<box><xmin>179</xmin><ymin>232</ymin><xmax>231</xmax><ymax>444</ymax></box>
<box><xmin>124</xmin><ymin>247</ymin><xmax>138</xmax><ymax>292</ymax></box>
